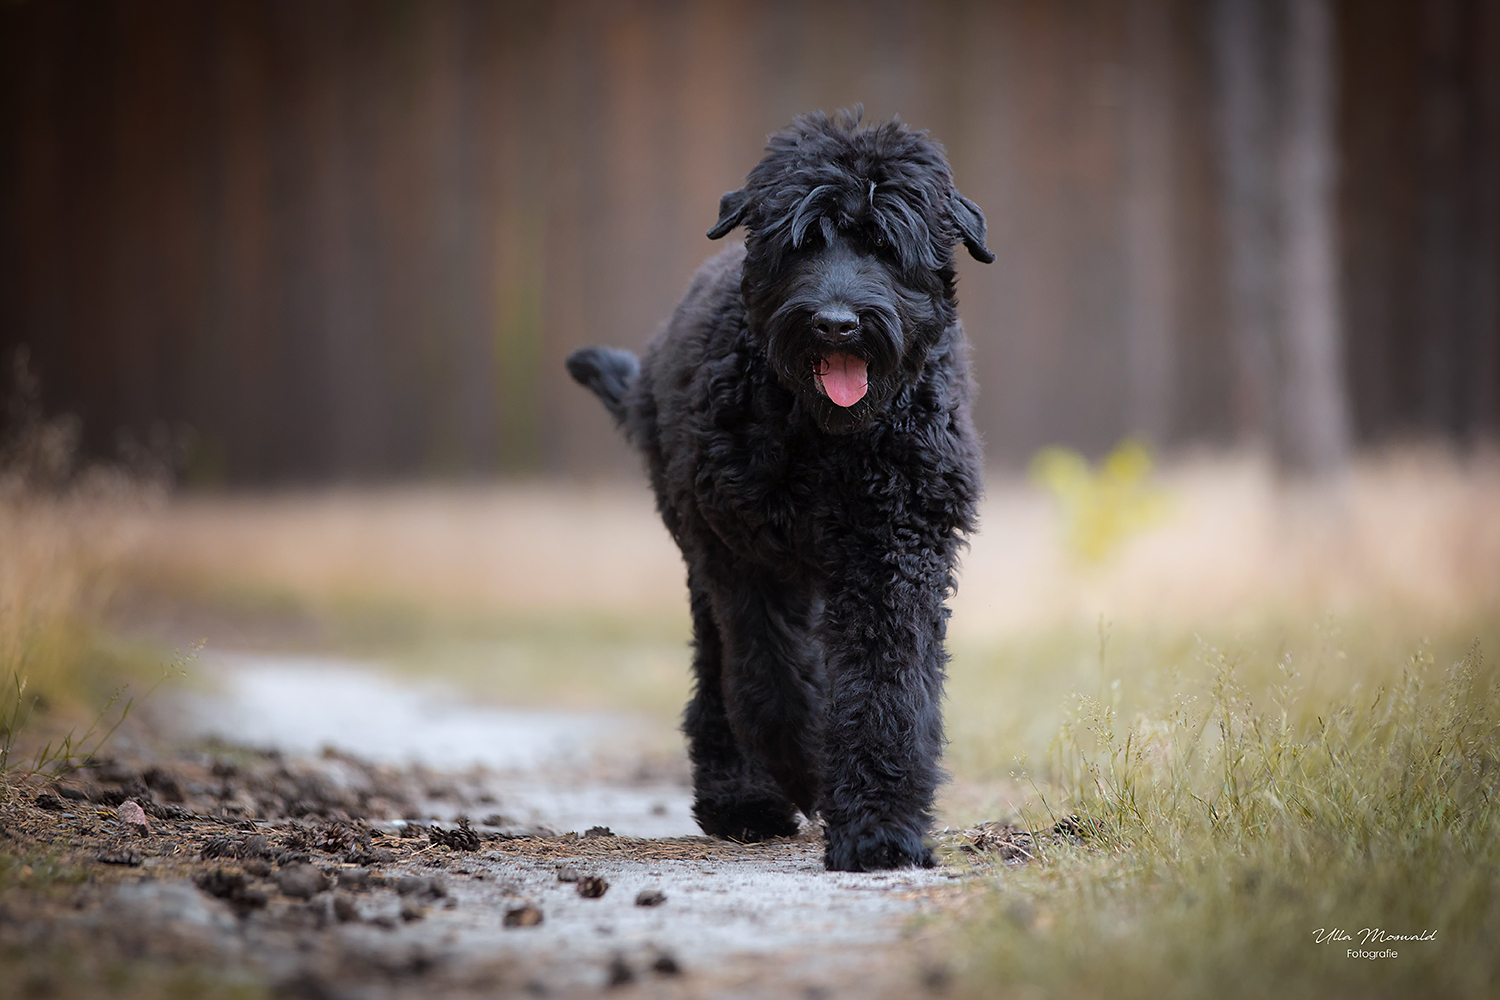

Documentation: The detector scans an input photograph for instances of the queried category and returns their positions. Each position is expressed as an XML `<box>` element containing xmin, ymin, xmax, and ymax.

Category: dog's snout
<box><xmin>812</xmin><ymin>307</ymin><xmax>859</xmax><ymax>340</ymax></box>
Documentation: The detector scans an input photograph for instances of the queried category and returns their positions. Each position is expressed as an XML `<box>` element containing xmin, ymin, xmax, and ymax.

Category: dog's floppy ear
<box><xmin>707</xmin><ymin>188</ymin><xmax>750</xmax><ymax>240</ymax></box>
<box><xmin>950</xmin><ymin>191</ymin><xmax>995</xmax><ymax>263</ymax></box>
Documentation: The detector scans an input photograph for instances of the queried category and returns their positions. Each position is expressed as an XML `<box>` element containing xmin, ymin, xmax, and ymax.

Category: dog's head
<box><xmin>708</xmin><ymin>107</ymin><xmax>993</xmax><ymax>434</ymax></box>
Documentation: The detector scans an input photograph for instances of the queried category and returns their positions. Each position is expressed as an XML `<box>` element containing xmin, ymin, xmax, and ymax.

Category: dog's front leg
<box><xmin>682</xmin><ymin>569</ymin><xmax>804</xmax><ymax>842</ymax></box>
<box><xmin>818</xmin><ymin>541</ymin><xmax>952</xmax><ymax>871</ymax></box>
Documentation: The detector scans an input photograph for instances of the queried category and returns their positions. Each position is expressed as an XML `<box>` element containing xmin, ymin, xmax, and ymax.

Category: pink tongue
<box><xmin>818</xmin><ymin>353</ymin><xmax>868</xmax><ymax>407</ymax></box>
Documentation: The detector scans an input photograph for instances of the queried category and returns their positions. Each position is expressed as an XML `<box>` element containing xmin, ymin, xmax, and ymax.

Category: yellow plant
<box><xmin>1028</xmin><ymin>438</ymin><xmax>1170</xmax><ymax>564</ymax></box>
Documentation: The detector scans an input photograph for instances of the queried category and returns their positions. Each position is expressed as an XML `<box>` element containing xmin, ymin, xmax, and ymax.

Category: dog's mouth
<box><xmin>811</xmin><ymin>352</ymin><xmax>868</xmax><ymax>407</ymax></box>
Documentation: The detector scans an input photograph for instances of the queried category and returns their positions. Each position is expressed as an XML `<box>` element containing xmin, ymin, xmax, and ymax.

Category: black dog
<box><xmin>567</xmin><ymin>108</ymin><xmax>991</xmax><ymax>871</ymax></box>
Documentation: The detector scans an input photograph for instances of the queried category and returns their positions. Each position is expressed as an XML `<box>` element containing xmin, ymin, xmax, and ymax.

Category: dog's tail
<box><xmin>565</xmin><ymin>346</ymin><xmax>640</xmax><ymax>425</ymax></box>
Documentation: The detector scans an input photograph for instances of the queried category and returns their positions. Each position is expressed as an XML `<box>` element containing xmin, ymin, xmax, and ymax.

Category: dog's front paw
<box><xmin>693</xmin><ymin>796</ymin><xmax>801</xmax><ymax>842</ymax></box>
<box><xmin>823</xmin><ymin>822</ymin><xmax>936</xmax><ymax>871</ymax></box>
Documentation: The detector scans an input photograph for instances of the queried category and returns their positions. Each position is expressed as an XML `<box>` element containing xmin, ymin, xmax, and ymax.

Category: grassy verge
<box><xmin>0</xmin><ymin>376</ymin><xmax>163</xmax><ymax>786</ymax></box>
<box><xmin>954</xmin><ymin>621</ymin><xmax>1500</xmax><ymax>999</ymax></box>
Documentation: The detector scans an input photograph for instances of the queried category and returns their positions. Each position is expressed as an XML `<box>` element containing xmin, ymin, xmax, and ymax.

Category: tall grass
<box><xmin>0</xmin><ymin>353</ymin><xmax>162</xmax><ymax>782</ymax></box>
<box><xmin>961</xmin><ymin>631</ymin><xmax>1500</xmax><ymax>999</ymax></box>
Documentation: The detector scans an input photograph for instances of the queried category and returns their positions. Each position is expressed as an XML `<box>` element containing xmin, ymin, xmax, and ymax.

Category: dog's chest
<box><xmin>692</xmin><ymin>410</ymin><xmax>915</xmax><ymax>573</ymax></box>
<box><xmin>675</xmin><ymin>345</ymin><xmax>974</xmax><ymax>573</ymax></box>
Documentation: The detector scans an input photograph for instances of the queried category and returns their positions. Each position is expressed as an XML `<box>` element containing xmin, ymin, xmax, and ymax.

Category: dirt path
<box><xmin>3</xmin><ymin>653</ymin><xmax>988</xmax><ymax>999</ymax></box>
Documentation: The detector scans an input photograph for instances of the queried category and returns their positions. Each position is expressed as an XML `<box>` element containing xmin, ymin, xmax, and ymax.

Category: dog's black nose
<box><xmin>812</xmin><ymin>308</ymin><xmax>859</xmax><ymax>340</ymax></box>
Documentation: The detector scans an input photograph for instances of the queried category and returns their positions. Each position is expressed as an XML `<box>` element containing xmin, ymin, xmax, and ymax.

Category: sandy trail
<box><xmin>144</xmin><ymin>652</ymin><xmax>971</xmax><ymax>998</ymax></box>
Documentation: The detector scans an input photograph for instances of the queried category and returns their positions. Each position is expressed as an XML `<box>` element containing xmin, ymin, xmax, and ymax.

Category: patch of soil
<box><xmin>2</xmin><ymin>703</ymin><xmax>1017</xmax><ymax>999</ymax></box>
<box><xmin>0</xmin><ymin>753</ymin><xmax>572</xmax><ymax>997</ymax></box>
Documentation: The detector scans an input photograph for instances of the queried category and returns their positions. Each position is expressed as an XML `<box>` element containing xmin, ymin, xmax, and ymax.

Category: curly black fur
<box><xmin>567</xmin><ymin>108</ymin><xmax>990</xmax><ymax>871</ymax></box>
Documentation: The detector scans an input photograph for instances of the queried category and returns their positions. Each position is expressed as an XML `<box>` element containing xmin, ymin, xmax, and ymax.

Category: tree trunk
<box><xmin>1214</xmin><ymin>0</ymin><xmax>1351</xmax><ymax>472</ymax></box>
<box><xmin>1280</xmin><ymin>0</ymin><xmax>1351</xmax><ymax>470</ymax></box>
<box><xmin>1124</xmin><ymin>0</ymin><xmax>1177</xmax><ymax>445</ymax></box>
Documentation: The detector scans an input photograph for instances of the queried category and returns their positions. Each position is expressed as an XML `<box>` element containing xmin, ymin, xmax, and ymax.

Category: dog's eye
<box><xmin>872</xmin><ymin>234</ymin><xmax>888</xmax><ymax>250</ymax></box>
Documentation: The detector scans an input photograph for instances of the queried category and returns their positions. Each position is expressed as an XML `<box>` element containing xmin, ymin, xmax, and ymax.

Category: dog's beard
<box><xmin>757</xmin><ymin>299</ymin><xmax>904</xmax><ymax>434</ymax></box>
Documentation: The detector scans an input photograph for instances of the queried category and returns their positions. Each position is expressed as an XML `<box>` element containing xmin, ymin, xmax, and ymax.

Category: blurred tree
<box><xmin>1123</xmin><ymin>0</ymin><xmax>1178</xmax><ymax>447</ymax></box>
<box><xmin>1214</xmin><ymin>0</ymin><xmax>1351</xmax><ymax>472</ymax></box>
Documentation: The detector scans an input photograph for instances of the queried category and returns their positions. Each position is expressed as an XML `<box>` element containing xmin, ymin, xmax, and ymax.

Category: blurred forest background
<box><xmin>1</xmin><ymin>0</ymin><xmax>1497</xmax><ymax>482</ymax></box>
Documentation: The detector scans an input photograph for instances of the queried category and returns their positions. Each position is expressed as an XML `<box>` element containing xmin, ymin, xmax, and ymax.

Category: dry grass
<box><xmin>121</xmin><ymin>448</ymin><xmax>1500</xmax><ymax>641</ymax></box>
<box><xmin>1</xmin><ymin>489</ymin><xmax>154</xmax><ymax>714</ymax></box>
<box><xmin>119</xmin><ymin>482</ymin><xmax>690</xmax><ymax>627</ymax></box>
<box><xmin>0</xmin><ymin>375</ymin><xmax>166</xmax><ymax>779</ymax></box>
<box><xmin>952</xmin><ymin>626</ymin><xmax>1500</xmax><ymax>1000</ymax></box>
<box><xmin>936</xmin><ymin>448</ymin><xmax>1500</xmax><ymax>999</ymax></box>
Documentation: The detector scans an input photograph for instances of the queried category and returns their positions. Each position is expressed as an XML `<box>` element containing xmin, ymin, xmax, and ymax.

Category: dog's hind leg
<box><xmin>683</xmin><ymin>571</ymin><xmax>803</xmax><ymax>842</ymax></box>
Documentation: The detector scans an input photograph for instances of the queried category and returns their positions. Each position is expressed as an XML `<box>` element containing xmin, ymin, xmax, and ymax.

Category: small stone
<box><xmin>651</xmin><ymin>951</ymin><xmax>681</xmax><ymax>976</ymax></box>
<box><xmin>922</xmin><ymin>962</ymin><xmax>953</xmax><ymax>993</ymax></box>
<box><xmin>333</xmin><ymin>894</ymin><xmax>360</xmax><ymax>923</ymax></box>
<box><xmin>116</xmin><ymin>800</ymin><xmax>151</xmax><ymax>836</ymax></box>
<box><xmin>283</xmin><ymin>899</ymin><xmax>329</xmax><ymax>930</ymax></box>
<box><xmin>503</xmin><ymin>904</ymin><xmax>543</xmax><ymax>928</ymax></box>
<box><xmin>395</xmin><ymin>874</ymin><xmax>447</xmax><ymax>899</ymax></box>
<box><xmin>399</xmin><ymin>902</ymin><xmax>426</xmax><ymax>922</ymax></box>
<box><xmin>275</xmin><ymin>862</ymin><xmax>330</xmax><ymax>900</ymax></box>
<box><xmin>141</xmin><ymin>766</ymin><xmax>184</xmax><ymax>802</ymax></box>
<box><xmin>346</xmin><ymin>848</ymin><xmax>395</xmax><ymax>866</ymax></box>
<box><xmin>34</xmin><ymin>793</ymin><xmax>65</xmax><ymax>811</ymax></box>
<box><xmin>583</xmin><ymin>825</ymin><xmax>614</xmax><ymax>839</ymax></box>
<box><xmin>556</xmin><ymin>866</ymin><xmax>580</xmax><ymax>883</ymax></box>
<box><xmin>97</xmin><ymin>849</ymin><xmax>142</xmax><ymax>866</ymax></box>
<box><xmin>577</xmin><ymin>875</ymin><xmax>609</xmax><ymax>899</ymax></box>
<box><xmin>195</xmin><ymin>867</ymin><xmax>269</xmax><ymax>915</ymax></box>
<box><xmin>635</xmin><ymin>889</ymin><xmax>666</xmax><ymax>907</ymax></box>
<box><xmin>337</xmin><ymin>868</ymin><xmax>371</xmax><ymax>889</ymax></box>
<box><xmin>606</xmin><ymin>954</ymin><xmax>634</xmax><ymax>987</ymax></box>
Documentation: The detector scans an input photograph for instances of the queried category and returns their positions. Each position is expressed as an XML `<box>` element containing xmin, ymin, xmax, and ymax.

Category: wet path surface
<box><xmin>144</xmin><ymin>653</ymin><xmax>970</xmax><ymax>998</ymax></box>
<box><xmin>180</xmin><ymin>654</ymin><xmax>638</xmax><ymax>773</ymax></box>
<box><xmin>174</xmin><ymin>653</ymin><xmax>699</xmax><ymax>840</ymax></box>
